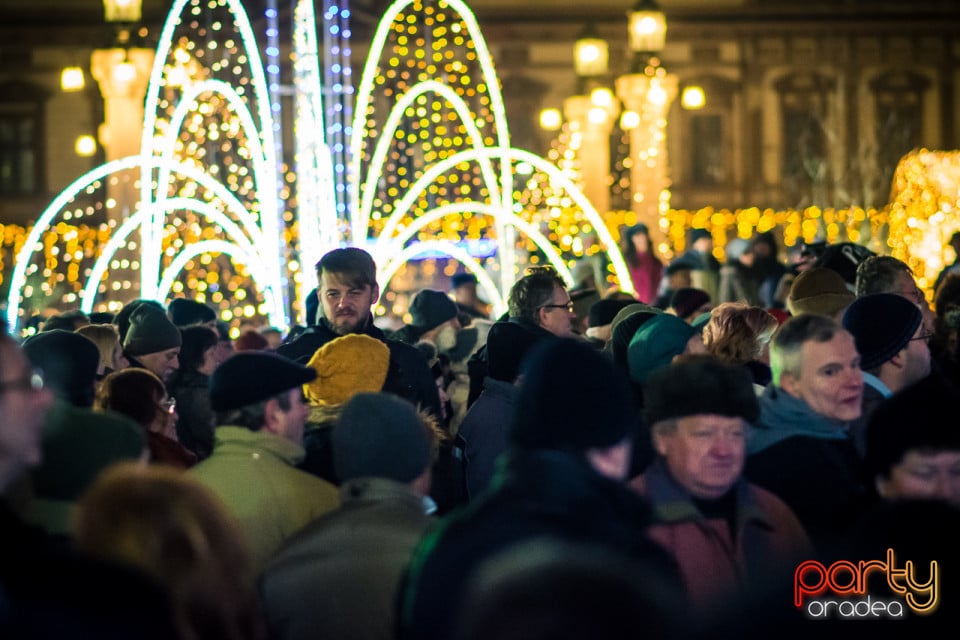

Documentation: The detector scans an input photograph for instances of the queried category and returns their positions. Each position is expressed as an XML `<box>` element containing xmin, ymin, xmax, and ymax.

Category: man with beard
<box><xmin>277</xmin><ymin>247</ymin><xmax>442</xmax><ymax>421</ymax></box>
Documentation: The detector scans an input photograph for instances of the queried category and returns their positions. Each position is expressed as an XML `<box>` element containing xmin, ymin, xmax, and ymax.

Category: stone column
<box><xmin>563</xmin><ymin>93</ymin><xmax>620</xmax><ymax>216</ymax></box>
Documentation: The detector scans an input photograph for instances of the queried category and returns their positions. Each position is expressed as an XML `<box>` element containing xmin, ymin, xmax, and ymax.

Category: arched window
<box><xmin>870</xmin><ymin>70</ymin><xmax>928</xmax><ymax>195</ymax></box>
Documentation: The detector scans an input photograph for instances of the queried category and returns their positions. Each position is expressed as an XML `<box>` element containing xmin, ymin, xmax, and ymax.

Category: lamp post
<box><xmin>616</xmin><ymin>0</ymin><xmax>676</xmax><ymax>245</ymax></box>
<box><xmin>564</xmin><ymin>24</ymin><xmax>619</xmax><ymax>216</ymax></box>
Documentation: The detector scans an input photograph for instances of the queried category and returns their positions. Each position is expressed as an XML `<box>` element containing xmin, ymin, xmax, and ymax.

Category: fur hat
<box><xmin>209</xmin><ymin>352</ymin><xmax>317</xmax><ymax>411</ymax></box>
<box><xmin>644</xmin><ymin>356</ymin><xmax>760</xmax><ymax>426</ymax></box>
<box><xmin>842</xmin><ymin>293</ymin><xmax>923</xmax><ymax>370</ymax></box>
<box><xmin>332</xmin><ymin>392</ymin><xmax>433</xmax><ymax>483</ymax></box>
<box><xmin>510</xmin><ymin>338</ymin><xmax>636</xmax><ymax>452</ymax></box>
<box><xmin>486</xmin><ymin>321</ymin><xmax>552</xmax><ymax>383</ymax></box>
<box><xmin>167</xmin><ymin>298</ymin><xmax>216</xmax><ymax>327</ymax></box>
<box><xmin>627</xmin><ymin>313</ymin><xmax>697</xmax><ymax>384</ymax></box>
<box><xmin>670</xmin><ymin>288</ymin><xmax>711</xmax><ymax>320</ymax></box>
<box><xmin>786</xmin><ymin>267</ymin><xmax>856</xmax><ymax>318</ymax></box>
<box><xmin>409</xmin><ymin>289</ymin><xmax>458</xmax><ymax>331</ymax></box>
<box><xmin>123</xmin><ymin>306</ymin><xmax>182</xmax><ymax>356</ymax></box>
<box><xmin>304</xmin><ymin>334</ymin><xmax>390</xmax><ymax>406</ymax></box>
<box><xmin>23</xmin><ymin>330</ymin><xmax>100</xmax><ymax>407</ymax></box>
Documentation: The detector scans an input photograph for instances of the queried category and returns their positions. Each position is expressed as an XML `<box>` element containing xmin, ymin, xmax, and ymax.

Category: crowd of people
<box><xmin>3</xmin><ymin>227</ymin><xmax>960</xmax><ymax>638</ymax></box>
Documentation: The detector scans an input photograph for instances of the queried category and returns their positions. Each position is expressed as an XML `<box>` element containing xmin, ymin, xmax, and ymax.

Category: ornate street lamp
<box><xmin>628</xmin><ymin>0</ymin><xmax>667</xmax><ymax>62</ymax></box>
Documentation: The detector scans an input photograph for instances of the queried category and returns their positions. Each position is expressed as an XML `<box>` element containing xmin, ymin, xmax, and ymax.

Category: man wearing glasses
<box><xmin>466</xmin><ymin>266</ymin><xmax>576</xmax><ymax>407</ymax></box>
<box><xmin>842</xmin><ymin>293</ymin><xmax>931</xmax><ymax>456</ymax></box>
<box><xmin>0</xmin><ymin>332</ymin><xmax>53</xmax><ymax>492</ymax></box>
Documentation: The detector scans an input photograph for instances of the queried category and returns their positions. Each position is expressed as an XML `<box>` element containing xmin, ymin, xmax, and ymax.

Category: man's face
<box><xmin>902</xmin><ymin>321</ymin><xmax>932</xmax><ymax>386</ymax></box>
<box><xmin>273</xmin><ymin>388</ymin><xmax>310</xmax><ymax>445</ymax></box>
<box><xmin>877</xmin><ymin>450</ymin><xmax>960</xmax><ymax>506</ymax></box>
<box><xmin>318</xmin><ymin>271</ymin><xmax>378</xmax><ymax>335</ymax></box>
<box><xmin>781</xmin><ymin>331</ymin><xmax>863</xmax><ymax>422</ymax></box>
<box><xmin>889</xmin><ymin>271</ymin><xmax>937</xmax><ymax>334</ymax></box>
<box><xmin>137</xmin><ymin>347</ymin><xmax>180</xmax><ymax>383</ymax></box>
<box><xmin>654</xmin><ymin>414</ymin><xmax>746</xmax><ymax>499</ymax></box>
<box><xmin>537</xmin><ymin>284</ymin><xmax>575</xmax><ymax>337</ymax></box>
<box><xmin>0</xmin><ymin>341</ymin><xmax>54</xmax><ymax>484</ymax></box>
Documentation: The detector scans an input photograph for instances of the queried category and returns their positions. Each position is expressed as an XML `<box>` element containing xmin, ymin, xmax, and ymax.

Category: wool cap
<box><xmin>670</xmin><ymin>288</ymin><xmax>711</xmax><ymax>320</ymax></box>
<box><xmin>333</xmin><ymin>392</ymin><xmax>433</xmax><ymax>483</ymax></box>
<box><xmin>409</xmin><ymin>289</ymin><xmax>458</xmax><ymax>331</ymax></box>
<box><xmin>123</xmin><ymin>306</ymin><xmax>183</xmax><ymax>356</ymax></box>
<box><xmin>114</xmin><ymin>299</ymin><xmax>165</xmax><ymax>344</ymax></box>
<box><xmin>842</xmin><ymin>293</ymin><xmax>923</xmax><ymax>370</ymax></box>
<box><xmin>609</xmin><ymin>308</ymin><xmax>662</xmax><ymax>368</ymax></box>
<box><xmin>167</xmin><ymin>298</ymin><xmax>216</xmax><ymax>327</ymax></box>
<box><xmin>23</xmin><ymin>330</ymin><xmax>100</xmax><ymax>407</ymax></box>
<box><xmin>725</xmin><ymin>238</ymin><xmax>751</xmax><ymax>261</ymax></box>
<box><xmin>689</xmin><ymin>228</ymin><xmax>712</xmax><ymax>244</ymax></box>
<box><xmin>644</xmin><ymin>356</ymin><xmax>760</xmax><ymax>426</ymax></box>
<box><xmin>588</xmin><ymin>298</ymin><xmax>636</xmax><ymax>329</ymax></box>
<box><xmin>304</xmin><ymin>334</ymin><xmax>390</xmax><ymax>406</ymax></box>
<box><xmin>209</xmin><ymin>352</ymin><xmax>317</xmax><ymax>411</ymax></box>
<box><xmin>451</xmin><ymin>272</ymin><xmax>478</xmax><ymax>289</ymax></box>
<box><xmin>510</xmin><ymin>338</ymin><xmax>636</xmax><ymax>452</ymax></box>
<box><xmin>627</xmin><ymin>313</ymin><xmax>697</xmax><ymax>385</ymax></box>
<box><xmin>234</xmin><ymin>329</ymin><xmax>269</xmax><ymax>352</ymax></box>
<box><xmin>486</xmin><ymin>321</ymin><xmax>552</xmax><ymax>382</ymax></box>
<box><xmin>786</xmin><ymin>267</ymin><xmax>856</xmax><ymax>318</ymax></box>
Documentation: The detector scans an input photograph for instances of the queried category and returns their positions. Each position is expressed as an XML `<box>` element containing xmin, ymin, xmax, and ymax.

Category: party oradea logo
<box><xmin>794</xmin><ymin>548</ymin><xmax>939</xmax><ymax>619</ymax></box>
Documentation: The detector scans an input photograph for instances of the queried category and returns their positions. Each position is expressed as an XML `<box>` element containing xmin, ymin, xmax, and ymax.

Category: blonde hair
<box><xmin>703</xmin><ymin>303</ymin><xmax>779</xmax><ymax>364</ymax></box>
<box><xmin>74</xmin><ymin>463</ymin><xmax>265</xmax><ymax>640</ymax></box>
<box><xmin>76</xmin><ymin>323</ymin><xmax>121</xmax><ymax>372</ymax></box>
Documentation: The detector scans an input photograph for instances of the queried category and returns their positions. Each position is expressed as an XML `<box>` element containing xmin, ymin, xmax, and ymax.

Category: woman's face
<box><xmin>198</xmin><ymin>345</ymin><xmax>219</xmax><ymax>376</ymax></box>
<box><xmin>631</xmin><ymin>232</ymin><xmax>650</xmax><ymax>254</ymax></box>
<box><xmin>110</xmin><ymin>339</ymin><xmax>129</xmax><ymax>372</ymax></box>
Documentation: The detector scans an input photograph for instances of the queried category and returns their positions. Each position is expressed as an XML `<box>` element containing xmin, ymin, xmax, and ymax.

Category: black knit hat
<box><xmin>209</xmin><ymin>352</ymin><xmax>317</xmax><ymax>411</ymax></box>
<box><xmin>486</xmin><ymin>321</ymin><xmax>552</xmax><ymax>382</ymax></box>
<box><xmin>114</xmin><ymin>299</ymin><xmax>165</xmax><ymax>343</ymax></box>
<box><xmin>23</xmin><ymin>330</ymin><xmax>100</xmax><ymax>407</ymax></box>
<box><xmin>168</xmin><ymin>297</ymin><xmax>217</xmax><ymax>327</ymax></box>
<box><xmin>451</xmin><ymin>272</ymin><xmax>478</xmax><ymax>289</ymax></box>
<box><xmin>842</xmin><ymin>293</ymin><xmax>922</xmax><ymax>370</ymax></box>
<box><xmin>333</xmin><ymin>392</ymin><xmax>433</xmax><ymax>483</ymax></box>
<box><xmin>670</xmin><ymin>288</ymin><xmax>711</xmax><ymax>320</ymax></box>
<box><xmin>123</xmin><ymin>306</ymin><xmax>183</xmax><ymax>356</ymax></box>
<box><xmin>510</xmin><ymin>338</ymin><xmax>636</xmax><ymax>452</ymax></box>
<box><xmin>643</xmin><ymin>356</ymin><xmax>760</xmax><ymax>426</ymax></box>
<box><xmin>409</xmin><ymin>289</ymin><xmax>458</xmax><ymax>330</ymax></box>
<box><xmin>588</xmin><ymin>299</ymin><xmax>636</xmax><ymax>329</ymax></box>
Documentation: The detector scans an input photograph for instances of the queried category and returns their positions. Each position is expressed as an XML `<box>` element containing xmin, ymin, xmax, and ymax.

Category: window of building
<box><xmin>0</xmin><ymin>82</ymin><xmax>46</xmax><ymax>197</ymax></box>
<box><xmin>776</xmin><ymin>73</ymin><xmax>833</xmax><ymax>206</ymax></box>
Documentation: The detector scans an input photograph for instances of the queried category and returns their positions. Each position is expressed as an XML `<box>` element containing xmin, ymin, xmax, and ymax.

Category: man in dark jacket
<box><xmin>399</xmin><ymin>339</ymin><xmax>683</xmax><ymax>640</ymax></box>
<box><xmin>277</xmin><ymin>247</ymin><xmax>441</xmax><ymax>419</ymax></box>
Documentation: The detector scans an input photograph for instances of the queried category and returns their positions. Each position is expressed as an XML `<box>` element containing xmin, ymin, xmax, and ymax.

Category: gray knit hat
<box><xmin>122</xmin><ymin>306</ymin><xmax>182</xmax><ymax>356</ymax></box>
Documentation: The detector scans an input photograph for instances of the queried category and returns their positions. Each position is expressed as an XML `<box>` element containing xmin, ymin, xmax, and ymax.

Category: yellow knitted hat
<box><xmin>304</xmin><ymin>334</ymin><xmax>391</xmax><ymax>406</ymax></box>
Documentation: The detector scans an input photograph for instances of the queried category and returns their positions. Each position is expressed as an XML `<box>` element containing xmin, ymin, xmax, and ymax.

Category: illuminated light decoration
<box><xmin>6</xmin><ymin>0</ymin><xmax>290</xmax><ymax>332</ymax></box>
<box><xmin>61</xmin><ymin>67</ymin><xmax>86</xmax><ymax>92</ymax></box>
<box><xmin>620</xmin><ymin>110</ymin><xmax>640</xmax><ymax>130</ymax></box>
<box><xmin>352</xmin><ymin>0</ymin><xmax>635</xmax><ymax>303</ymax></box>
<box><xmin>539</xmin><ymin>108</ymin><xmax>562</xmax><ymax>131</ymax></box>
<box><xmin>292</xmin><ymin>0</ymin><xmax>338</xmax><ymax>319</ymax></box>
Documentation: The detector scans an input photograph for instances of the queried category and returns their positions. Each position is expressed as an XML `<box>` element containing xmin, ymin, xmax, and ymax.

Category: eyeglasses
<box><xmin>541</xmin><ymin>301</ymin><xmax>574</xmax><ymax>313</ymax></box>
<box><xmin>159</xmin><ymin>398</ymin><xmax>177</xmax><ymax>414</ymax></box>
<box><xmin>0</xmin><ymin>368</ymin><xmax>45</xmax><ymax>395</ymax></box>
<box><xmin>910</xmin><ymin>331</ymin><xmax>935</xmax><ymax>343</ymax></box>
<box><xmin>896</xmin><ymin>288</ymin><xmax>925</xmax><ymax>304</ymax></box>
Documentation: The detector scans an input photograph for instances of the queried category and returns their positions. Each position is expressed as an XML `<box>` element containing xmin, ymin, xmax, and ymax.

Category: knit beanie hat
<box><xmin>486</xmin><ymin>321</ymin><xmax>552</xmax><ymax>382</ymax></box>
<box><xmin>114</xmin><ymin>299</ymin><xmax>165</xmax><ymax>344</ymax></box>
<box><xmin>451</xmin><ymin>272</ymin><xmax>478</xmax><ymax>289</ymax></box>
<box><xmin>23</xmin><ymin>330</ymin><xmax>100</xmax><ymax>407</ymax></box>
<box><xmin>842</xmin><ymin>293</ymin><xmax>922</xmax><ymax>370</ymax></box>
<box><xmin>123</xmin><ymin>306</ymin><xmax>183</xmax><ymax>356</ymax></box>
<box><xmin>627</xmin><ymin>313</ymin><xmax>697</xmax><ymax>384</ymax></box>
<box><xmin>644</xmin><ymin>356</ymin><xmax>760</xmax><ymax>426</ymax></box>
<box><xmin>168</xmin><ymin>297</ymin><xmax>217</xmax><ymax>327</ymax></box>
<box><xmin>304</xmin><ymin>334</ymin><xmax>391</xmax><ymax>406</ymax></box>
<box><xmin>209</xmin><ymin>352</ymin><xmax>317</xmax><ymax>411</ymax></box>
<box><xmin>588</xmin><ymin>299</ymin><xmax>636</xmax><ymax>329</ymax></box>
<box><xmin>609</xmin><ymin>308</ymin><xmax>662</xmax><ymax>368</ymax></box>
<box><xmin>786</xmin><ymin>267</ymin><xmax>856</xmax><ymax>317</ymax></box>
<box><xmin>234</xmin><ymin>329</ymin><xmax>269</xmax><ymax>352</ymax></box>
<box><xmin>670</xmin><ymin>288</ymin><xmax>711</xmax><ymax>320</ymax></box>
<box><xmin>510</xmin><ymin>338</ymin><xmax>636</xmax><ymax>452</ymax></box>
<box><xmin>333</xmin><ymin>392</ymin><xmax>433</xmax><ymax>483</ymax></box>
<box><xmin>409</xmin><ymin>289</ymin><xmax>458</xmax><ymax>331</ymax></box>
